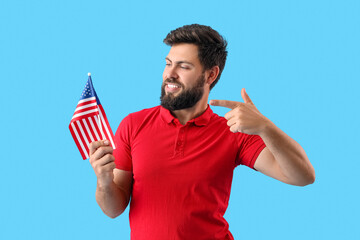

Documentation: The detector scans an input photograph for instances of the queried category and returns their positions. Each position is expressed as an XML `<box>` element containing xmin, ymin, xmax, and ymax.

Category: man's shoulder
<box><xmin>208</xmin><ymin>107</ymin><xmax>228</xmax><ymax>125</ymax></box>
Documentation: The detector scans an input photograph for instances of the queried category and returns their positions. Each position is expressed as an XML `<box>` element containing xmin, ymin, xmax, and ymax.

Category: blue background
<box><xmin>1</xmin><ymin>0</ymin><xmax>359</xmax><ymax>239</ymax></box>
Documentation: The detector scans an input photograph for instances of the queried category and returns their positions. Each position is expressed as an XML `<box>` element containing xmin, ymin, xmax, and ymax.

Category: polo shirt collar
<box><xmin>160</xmin><ymin>105</ymin><xmax>213</xmax><ymax>127</ymax></box>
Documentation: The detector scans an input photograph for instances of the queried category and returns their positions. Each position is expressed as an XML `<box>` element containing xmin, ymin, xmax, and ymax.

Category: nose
<box><xmin>163</xmin><ymin>65</ymin><xmax>178</xmax><ymax>80</ymax></box>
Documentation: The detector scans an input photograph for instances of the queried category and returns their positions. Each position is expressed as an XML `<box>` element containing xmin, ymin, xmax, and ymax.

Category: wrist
<box><xmin>258</xmin><ymin>118</ymin><xmax>276</xmax><ymax>138</ymax></box>
<box><xmin>97</xmin><ymin>177</ymin><xmax>114</xmax><ymax>191</ymax></box>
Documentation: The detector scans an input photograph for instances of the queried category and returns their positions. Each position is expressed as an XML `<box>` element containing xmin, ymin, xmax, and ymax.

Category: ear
<box><xmin>205</xmin><ymin>66</ymin><xmax>220</xmax><ymax>86</ymax></box>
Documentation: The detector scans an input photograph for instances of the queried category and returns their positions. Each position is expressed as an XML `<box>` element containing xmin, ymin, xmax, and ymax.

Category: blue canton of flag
<box><xmin>80</xmin><ymin>78</ymin><xmax>101</xmax><ymax>104</ymax></box>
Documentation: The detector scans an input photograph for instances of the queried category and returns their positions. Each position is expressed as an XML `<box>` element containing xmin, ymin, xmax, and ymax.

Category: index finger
<box><xmin>89</xmin><ymin>140</ymin><xmax>110</xmax><ymax>156</ymax></box>
<box><xmin>210</xmin><ymin>99</ymin><xmax>240</xmax><ymax>109</ymax></box>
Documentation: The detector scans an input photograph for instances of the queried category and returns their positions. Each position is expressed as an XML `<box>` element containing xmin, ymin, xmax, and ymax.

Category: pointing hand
<box><xmin>210</xmin><ymin>88</ymin><xmax>270</xmax><ymax>135</ymax></box>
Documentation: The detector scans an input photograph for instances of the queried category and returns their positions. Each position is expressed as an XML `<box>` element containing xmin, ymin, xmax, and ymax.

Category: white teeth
<box><xmin>168</xmin><ymin>84</ymin><xmax>180</xmax><ymax>88</ymax></box>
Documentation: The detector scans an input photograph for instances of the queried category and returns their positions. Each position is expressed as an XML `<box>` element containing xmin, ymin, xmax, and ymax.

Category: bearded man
<box><xmin>88</xmin><ymin>24</ymin><xmax>315</xmax><ymax>240</ymax></box>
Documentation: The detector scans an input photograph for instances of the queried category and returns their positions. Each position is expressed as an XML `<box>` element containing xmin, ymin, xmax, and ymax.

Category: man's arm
<box><xmin>254</xmin><ymin>126</ymin><xmax>315</xmax><ymax>186</ymax></box>
<box><xmin>89</xmin><ymin>140</ymin><xmax>133</xmax><ymax>218</ymax></box>
<box><xmin>210</xmin><ymin>88</ymin><xmax>315</xmax><ymax>186</ymax></box>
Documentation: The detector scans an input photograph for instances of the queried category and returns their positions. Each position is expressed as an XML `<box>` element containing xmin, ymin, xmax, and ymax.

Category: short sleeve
<box><xmin>113</xmin><ymin>114</ymin><xmax>133</xmax><ymax>171</ymax></box>
<box><xmin>235</xmin><ymin>133</ymin><xmax>266</xmax><ymax>169</ymax></box>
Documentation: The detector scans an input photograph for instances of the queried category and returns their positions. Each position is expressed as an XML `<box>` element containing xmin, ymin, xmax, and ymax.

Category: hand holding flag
<box><xmin>69</xmin><ymin>73</ymin><xmax>115</xmax><ymax>160</ymax></box>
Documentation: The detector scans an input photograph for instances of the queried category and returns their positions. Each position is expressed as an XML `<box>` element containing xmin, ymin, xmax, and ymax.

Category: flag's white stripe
<box><xmin>88</xmin><ymin>117</ymin><xmax>101</xmax><ymax>140</ymax></box>
<box><xmin>75</xmin><ymin>102</ymin><xmax>97</xmax><ymax>112</ymax></box>
<box><xmin>98</xmin><ymin>111</ymin><xmax>109</xmax><ymax>142</ymax></box>
<box><xmin>98</xmin><ymin>108</ymin><xmax>116</xmax><ymax>149</ymax></box>
<box><xmin>76</xmin><ymin>121</ymin><xmax>90</xmax><ymax>149</ymax></box>
<box><xmin>97</xmin><ymin>113</ymin><xmax>103</xmax><ymax>139</ymax></box>
<box><xmin>71</xmin><ymin>122</ymin><xmax>89</xmax><ymax>159</ymax></box>
<box><xmin>78</xmin><ymin>97</ymin><xmax>96</xmax><ymax>104</ymax></box>
<box><xmin>72</xmin><ymin>108</ymin><xmax>98</xmax><ymax>120</ymax></box>
<box><xmin>94</xmin><ymin>115</ymin><xmax>105</xmax><ymax>139</ymax></box>
<box><xmin>82</xmin><ymin>118</ymin><xmax>94</xmax><ymax>142</ymax></box>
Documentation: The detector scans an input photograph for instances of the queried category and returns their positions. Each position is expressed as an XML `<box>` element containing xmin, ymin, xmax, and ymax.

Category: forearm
<box><xmin>96</xmin><ymin>181</ymin><xmax>130</xmax><ymax>218</ymax></box>
<box><xmin>260</xmin><ymin>121</ymin><xmax>315</xmax><ymax>186</ymax></box>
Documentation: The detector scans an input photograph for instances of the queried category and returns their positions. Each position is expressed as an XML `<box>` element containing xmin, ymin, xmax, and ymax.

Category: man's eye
<box><xmin>180</xmin><ymin>66</ymin><xmax>189</xmax><ymax>69</ymax></box>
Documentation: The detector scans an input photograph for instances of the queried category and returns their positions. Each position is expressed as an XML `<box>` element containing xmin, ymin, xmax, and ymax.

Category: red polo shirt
<box><xmin>113</xmin><ymin>105</ymin><xmax>266</xmax><ymax>240</ymax></box>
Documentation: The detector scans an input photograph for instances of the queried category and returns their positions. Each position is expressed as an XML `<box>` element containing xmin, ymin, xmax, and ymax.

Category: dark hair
<box><xmin>163</xmin><ymin>24</ymin><xmax>228</xmax><ymax>90</ymax></box>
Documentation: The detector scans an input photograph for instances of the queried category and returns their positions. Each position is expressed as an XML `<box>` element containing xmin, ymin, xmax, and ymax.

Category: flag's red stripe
<box><xmin>101</xmin><ymin>116</ymin><xmax>113</xmax><ymax>147</ymax></box>
<box><xmin>88</xmin><ymin>116</ymin><xmax>101</xmax><ymax>141</ymax></box>
<box><xmin>101</xmin><ymin>119</ymin><xmax>111</xmax><ymax>144</ymax></box>
<box><xmin>73</xmin><ymin>105</ymin><xmax>98</xmax><ymax>116</ymax></box>
<box><xmin>69</xmin><ymin>122</ymin><xmax>87</xmax><ymax>160</ymax></box>
<box><xmin>97</xmin><ymin>109</ymin><xmax>110</xmax><ymax>141</ymax></box>
<box><xmin>96</xmin><ymin>115</ymin><xmax>106</xmax><ymax>140</ymax></box>
<box><xmin>71</xmin><ymin>111</ymin><xmax>98</xmax><ymax>123</ymax></box>
<box><xmin>90</xmin><ymin>115</ymin><xmax>102</xmax><ymax>141</ymax></box>
<box><xmin>92</xmin><ymin>114</ymin><xmax>103</xmax><ymax>140</ymax></box>
<box><xmin>74</xmin><ymin>121</ymin><xmax>89</xmax><ymax>155</ymax></box>
<box><xmin>84</xmin><ymin>118</ymin><xmax>95</xmax><ymax>142</ymax></box>
<box><xmin>74</xmin><ymin>121</ymin><xmax>90</xmax><ymax>157</ymax></box>
<box><xmin>80</xmin><ymin>119</ymin><xmax>92</xmax><ymax>147</ymax></box>
<box><xmin>76</xmin><ymin>99</ymin><xmax>97</xmax><ymax>108</ymax></box>
<box><xmin>98</xmin><ymin>105</ymin><xmax>116</xmax><ymax>148</ymax></box>
<box><xmin>99</xmin><ymin>105</ymin><xmax>114</xmax><ymax>136</ymax></box>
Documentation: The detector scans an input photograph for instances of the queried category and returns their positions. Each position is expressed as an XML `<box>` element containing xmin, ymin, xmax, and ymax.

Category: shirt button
<box><xmin>177</xmin><ymin>141</ymin><xmax>182</xmax><ymax>146</ymax></box>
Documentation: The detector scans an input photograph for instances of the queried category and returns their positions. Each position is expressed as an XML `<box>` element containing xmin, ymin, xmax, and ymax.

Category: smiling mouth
<box><xmin>165</xmin><ymin>83</ymin><xmax>182</xmax><ymax>94</ymax></box>
<box><xmin>166</xmin><ymin>84</ymin><xmax>181</xmax><ymax>89</ymax></box>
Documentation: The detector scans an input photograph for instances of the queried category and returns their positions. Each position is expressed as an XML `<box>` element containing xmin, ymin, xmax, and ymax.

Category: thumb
<box><xmin>241</xmin><ymin>88</ymin><xmax>254</xmax><ymax>105</ymax></box>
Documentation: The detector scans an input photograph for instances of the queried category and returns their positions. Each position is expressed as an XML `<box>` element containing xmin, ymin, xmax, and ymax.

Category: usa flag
<box><xmin>69</xmin><ymin>74</ymin><xmax>115</xmax><ymax>160</ymax></box>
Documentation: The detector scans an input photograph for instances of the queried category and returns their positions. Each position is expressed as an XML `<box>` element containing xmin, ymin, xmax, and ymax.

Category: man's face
<box><xmin>160</xmin><ymin>43</ymin><xmax>206</xmax><ymax>111</ymax></box>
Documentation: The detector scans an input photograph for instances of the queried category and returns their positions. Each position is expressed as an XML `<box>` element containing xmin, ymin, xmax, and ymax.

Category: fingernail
<box><xmin>104</xmin><ymin>140</ymin><xmax>109</xmax><ymax>145</ymax></box>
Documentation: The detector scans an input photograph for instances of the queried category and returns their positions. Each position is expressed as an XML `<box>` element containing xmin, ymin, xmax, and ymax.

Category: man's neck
<box><xmin>171</xmin><ymin>97</ymin><xmax>209</xmax><ymax>125</ymax></box>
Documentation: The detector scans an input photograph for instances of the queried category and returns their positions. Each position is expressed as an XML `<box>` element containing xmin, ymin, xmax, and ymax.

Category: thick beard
<box><xmin>160</xmin><ymin>74</ymin><xmax>205</xmax><ymax>111</ymax></box>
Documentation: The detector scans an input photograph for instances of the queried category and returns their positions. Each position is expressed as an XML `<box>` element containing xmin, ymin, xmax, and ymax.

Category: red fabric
<box><xmin>113</xmin><ymin>105</ymin><xmax>266</xmax><ymax>240</ymax></box>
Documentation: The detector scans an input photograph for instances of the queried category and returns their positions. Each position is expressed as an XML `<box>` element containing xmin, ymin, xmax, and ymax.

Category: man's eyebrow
<box><xmin>165</xmin><ymin>57</ymin><xmax>194</xmax><ymax>66</ymax></box>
